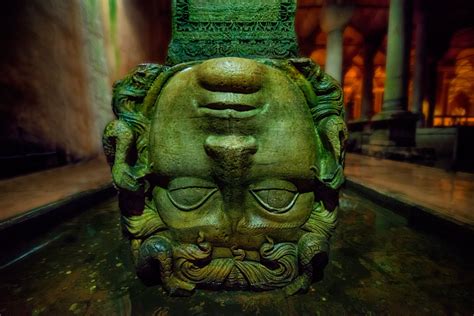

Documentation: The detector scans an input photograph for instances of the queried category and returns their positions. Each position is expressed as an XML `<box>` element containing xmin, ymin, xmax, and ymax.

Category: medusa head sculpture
<box><xmin>103</xmin><ymin>0</ymin><xmax>346</xmax><ymax>296</ymax></box>
<box><xmin>103</xmin><ymin>57</ymin><xmax>347</xmax><ymax>296</ymax></box>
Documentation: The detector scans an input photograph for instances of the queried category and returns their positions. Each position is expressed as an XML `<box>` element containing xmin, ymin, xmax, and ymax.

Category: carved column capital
<box><xmin>320</xmin><ymin>3</ymin><xmax>353</xmax><ymax>34</ymax></box>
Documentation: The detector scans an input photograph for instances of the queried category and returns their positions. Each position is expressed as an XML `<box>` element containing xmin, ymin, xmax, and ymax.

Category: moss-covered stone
<box><xmin>103</xmin><ymin>0</ymin><xmax>347</xmax><ymax>295</ymax></box>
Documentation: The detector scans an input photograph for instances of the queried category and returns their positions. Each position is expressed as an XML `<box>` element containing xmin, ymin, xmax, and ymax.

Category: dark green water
<box><xmin>1</xmin><ymin>190</ymin><xmax>473</xmax><ymax>315</ymax></box>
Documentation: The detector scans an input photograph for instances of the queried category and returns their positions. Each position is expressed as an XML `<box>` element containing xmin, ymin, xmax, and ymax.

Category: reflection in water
<box><xmin>0</xmin><ymin>190</ymin><xmax>473</xmax><ymax>315</ymax></box>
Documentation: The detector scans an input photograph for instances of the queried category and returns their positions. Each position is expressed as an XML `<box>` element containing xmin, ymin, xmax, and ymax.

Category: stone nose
<box><xmin>196</xmin><ymin>57</ymin><xmax>264</xmax><ymax>94</ymax></box>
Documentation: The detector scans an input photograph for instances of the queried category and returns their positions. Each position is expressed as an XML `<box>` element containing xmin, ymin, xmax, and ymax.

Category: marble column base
<box><xmin>361</xmin><ymin>110</ymin><xmax>436</xmax><ymax>161</ymax></box>
<box><xmin>361</xmin><ymin>143</ymin><xmax>435</xmax><ymax>162</ymax></box>
<box><xmin>347</xmin><ymin>119</ymin><xmax>371</xmax><ymax>152</ymax></box>
<box><xmin>368</xmin><ymin>110</ymin><xmax>418</xmax><ymax>147</ymax></box>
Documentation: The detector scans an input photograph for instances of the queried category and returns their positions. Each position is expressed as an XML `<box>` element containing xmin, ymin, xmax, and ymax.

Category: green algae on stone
<box><xmin>102</xmin><ymin>0</ymin><xmax>347</xmax><ymax>295</ymax></box>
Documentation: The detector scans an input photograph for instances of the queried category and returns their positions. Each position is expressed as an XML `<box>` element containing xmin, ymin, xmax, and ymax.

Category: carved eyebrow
<box><xmin>169</xmin><ymin>185</ymin><xmax>216</xmax><ymax>191</ymax></box>
<box><xmin>167</xmin><ymin>177</ymin><xmax>217</xmax><ymax>191</ymax></box>
<box><xmin>248</xmin><ymin>179</ymin><xmax>298</xmax><ymax>192</ymax></box>
<box><xmin>250</xmin><ymin>186</ymin><xmax>297</xmax><ymax>192</ymax></box>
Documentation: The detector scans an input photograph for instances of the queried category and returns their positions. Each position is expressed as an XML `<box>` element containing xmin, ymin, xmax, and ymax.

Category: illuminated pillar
<box><xmin>364</xmin><ymin>0</ymin><xmax>418</xmax><ymax>156</ymax></box>
<box><xmin>326</xmin><ymin>30</ymin><xmax>344</xmax><ymax>82</ymax></box>
<box><xmin>321</xmin><ymin>3</ymin><xmax>353</xmax><ymax>83</ymax></box>
<box><xmin>412</xmin><ymin>3</ymin><xmax>427</xmax><ymax>127</ymax></box>
<box><xmin>378</xmin><ymin>0</ymin><xmax>412</xmax><ymax>115</ymax></box>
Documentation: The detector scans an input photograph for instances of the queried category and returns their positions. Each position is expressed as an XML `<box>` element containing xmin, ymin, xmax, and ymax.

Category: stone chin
<box><xmin>104</xmin><ymin>57</ymin><xmax>346</xmax><ymax>296</ymax></box>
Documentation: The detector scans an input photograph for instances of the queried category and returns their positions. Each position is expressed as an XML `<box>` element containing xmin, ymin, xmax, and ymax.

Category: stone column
<box><xmin>364</xmin><ymin>0</ymin><xmax>419</xmax><ymax>157</ymax></box>
<box><xmin>349</xmin><ymin>43</ymin><xmax>378</xmax><ymax>152</ymax></box>
<box><xmin>411</xmin><ymin>2</ymin><xmax>427</xmax><ymax>127</ymax></box>
<box><xmin>425</xmin><ymin>60</ymin><xmax>438</xmax><ymax>127</ymax></box>
<box><xmin>378</xmin><ymin>0</ymin><xmax>412</xmax><ymax>115</ymax></box>
<box><xmin>325</xmin><ymin>29</ymin><xmax>344</xmax><ymax>82</ymax></box>
<box><xmin>321</xmin><ymin>3</ymin><xmax>353</xmax><ymax>83</ymax></box>
<box><xmin>360</xmin><ymin>44</ymin><xmax>378</xmax><ymax>120</ymax></box>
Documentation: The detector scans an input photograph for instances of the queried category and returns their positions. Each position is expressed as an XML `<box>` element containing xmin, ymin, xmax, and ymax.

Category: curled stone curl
<box><xmin>173</xmin><ymin>238</ymin><xmax>298</xmax><ymax>291</ymax></box>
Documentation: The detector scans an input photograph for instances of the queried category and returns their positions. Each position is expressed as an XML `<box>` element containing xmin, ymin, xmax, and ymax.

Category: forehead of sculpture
<box><xmin>148</xmin><ymin>57</ymin><xmax>316</xmax><ymax>184</ymax></box>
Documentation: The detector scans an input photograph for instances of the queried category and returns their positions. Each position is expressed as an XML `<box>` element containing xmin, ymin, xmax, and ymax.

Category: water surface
<box><xmin>1</xmin><ymin>190</ymin><xmax>472</xmax><ymax>315</ymax></box>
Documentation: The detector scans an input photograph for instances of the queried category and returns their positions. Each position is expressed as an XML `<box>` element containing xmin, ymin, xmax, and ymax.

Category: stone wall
<box><xmin>417</xmin><ymin>126</ymin><xmax>474</xmax><ymax>172</ymax></box>
<box><xmin>0</xmin><ymin>0</ymin><xmax>114</xmax><ymax>177</ymax></box>
<box><xmin>101</xmin><ymin>0</ymin><xmax>171</xmax><ymax>82</ymax></box>
<box><xmin>80</xmin><ymin>0</ymin><xmax>114</xmax><ymax>155</ymax></box>
<box><xmin>0</xmin><ymin>0</ymin><xmax>179</xmax><ymax>178</ymax></box>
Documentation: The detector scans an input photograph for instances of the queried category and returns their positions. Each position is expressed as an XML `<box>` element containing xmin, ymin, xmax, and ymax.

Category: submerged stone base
<box><xmin>361</xmin><ymin>144</ymin><xmax>435</xmax><ymax>162</ymax></box>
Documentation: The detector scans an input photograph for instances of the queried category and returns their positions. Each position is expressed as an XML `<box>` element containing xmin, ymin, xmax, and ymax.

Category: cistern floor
<box><xmin>345</xmin><ymin>153</ymin><xmax>474</xmax><ymax>228</ymax></box>
<box><xmin>1</xmin><ymin>154</ymin><xmax>472</xmax><ymax>232</ymax></box>
<box><xmin>1</xmin><ymin>190</ymin><xmax>472</xmax><ymax>315</ymax></box>
<box><xmin>0</xmin><ymin>157</ymin><xmax>111</xmax><ymax>223</ymax></box>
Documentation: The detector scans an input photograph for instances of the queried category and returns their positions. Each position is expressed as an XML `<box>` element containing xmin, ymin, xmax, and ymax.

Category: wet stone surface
<box><xmin>0</xmin><ymin>190</ymin><xmax>473</xmax><ymax>315</ymax></box>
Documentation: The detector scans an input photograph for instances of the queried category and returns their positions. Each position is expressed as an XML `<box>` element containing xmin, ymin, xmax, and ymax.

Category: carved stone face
<box><xmin>149</xmin><ymin>57</ymin><xmax>316</xmax><ymax>248</ymax></box>
<box><xmin>104</xmin><ymin>56</ymin><xmax>345</xmax><ymax>296</ymax></box>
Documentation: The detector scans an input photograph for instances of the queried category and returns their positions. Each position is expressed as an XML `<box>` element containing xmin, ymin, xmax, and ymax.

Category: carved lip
<box><xmin>198</xmin><ymin>102</ymin><xmax>264</xmax><ymax>119</ymax></box>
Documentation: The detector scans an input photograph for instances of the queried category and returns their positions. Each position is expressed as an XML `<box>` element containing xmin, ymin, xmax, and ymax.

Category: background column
<box><xmin>411</xmin><ymin>2</ymin><xmax>427</xmax><ymax>127</ymax></box>
<box><xmin>364</xmin><ymin>0</ymin><xmax>418</xmax><ymax>156</ymax></box>
<box><xmin>321</xmin><ymin>2</ymin><xmax>353</xmax><ymax>83</ymax></box>
<box><xmin>360</xmin><ymin>43</ymin><xmax>378</xmax><ymax>120</ymax></box>
<box><xmin>378</xmin><ymin>0</ymin><xmax>412</xmax><ymax>115</ymax></box>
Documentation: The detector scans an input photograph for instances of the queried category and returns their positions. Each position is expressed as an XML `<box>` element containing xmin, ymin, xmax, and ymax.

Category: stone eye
<box><xmin>167</xmin><ymin>178</ymin><xmax>217</xmax><ymax>211</ymax></box>
<box><xmin>249</xmin><ymin>179</ymin><xmax>299</xmax><ymax>214</ymax></box>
